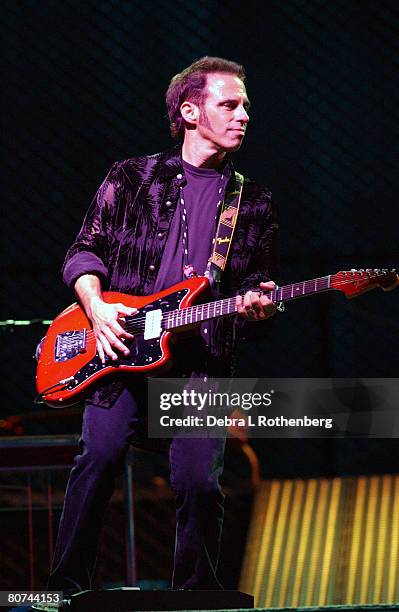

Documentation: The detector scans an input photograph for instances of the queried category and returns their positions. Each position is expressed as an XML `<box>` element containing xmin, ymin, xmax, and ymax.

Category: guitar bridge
<box><xmin>55</xmin><ymin>329</ymin><xmax>87</xmax><ymax>362</ymax></box>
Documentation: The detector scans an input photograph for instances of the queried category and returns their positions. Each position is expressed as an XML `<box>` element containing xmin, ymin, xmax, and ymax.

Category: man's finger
<box><xmin>259</xmin><ymin>295</ymin><xmax>274</xmax><ymax>309</ymax></box>
<box><xmin>100</xmin><ymin>328</ymin><xmax>125</xmax><ymax>359</ymax></box>
<box><xmin>116</xmin><ymin>317</ymin><xmax>135</xmax><ymax>339</ymax></box>
<box><xmin>97</xmin><ymin>332</ymin><xmax>118</xmax><ymax>361</ymax></box>
<box><xmin>243</xmin><ymin>291</ymin><xmax>255</xmax><ymax>310</ymax></box>
<box><xmin>108</xmin><ymin>320</ymin><xmax>134</xmax><ymax>344</ymax></box>
<box><xmin>96</xmin><ymin>339</ymin><xmax>105</xmax><ymax>364</ymax></box>
<box><xmin>235</xmin><ymin>294</ymin><xmax>244</xmax><ymax>314</ymax></box>
<box><xmin>117</xmin><ymin>303</ymin><xmax>138</xmax><ymax>316</ymax></box>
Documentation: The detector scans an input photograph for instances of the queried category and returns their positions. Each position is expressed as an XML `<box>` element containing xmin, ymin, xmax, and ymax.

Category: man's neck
<box><xmin>182</xmin><ymin>139</ymin><xmax>226</xmax><ymax>169</ymax></box>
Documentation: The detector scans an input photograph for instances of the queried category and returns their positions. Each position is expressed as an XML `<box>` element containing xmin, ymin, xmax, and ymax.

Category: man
<box><xmin>48</xmin><ymin>56</ymin><xmax>277</xmax><ymax>593</ymax></box>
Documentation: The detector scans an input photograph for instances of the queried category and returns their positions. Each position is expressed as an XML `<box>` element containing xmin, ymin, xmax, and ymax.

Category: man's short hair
<box><xmin>166</xmin><ymin>56</ymin><xmax>246</xmax><ymax>141</ymax></box>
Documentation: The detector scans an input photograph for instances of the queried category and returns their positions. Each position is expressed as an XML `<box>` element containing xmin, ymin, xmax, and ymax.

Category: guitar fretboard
<box><xmin>163</xmin><ymin>275</ymin><xmax>331</xmax><ymax>330</ymax></box>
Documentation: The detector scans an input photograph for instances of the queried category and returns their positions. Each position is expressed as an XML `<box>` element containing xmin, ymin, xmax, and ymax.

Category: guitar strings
<box><xmin>79</xmin><ymin>275</ymin><xmax>386</xmax><ymax>341</ymax></box>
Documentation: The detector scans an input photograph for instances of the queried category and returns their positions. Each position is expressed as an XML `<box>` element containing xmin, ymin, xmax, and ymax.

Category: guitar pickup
<box><xmin>144</xmin><ymin>309</ymin><xmax>162</xmax><ymax>340</ymax></box>
<box><xmin>55</xmin><ymin>329</ymin><xmax>87</xmax><ymax>362</ymax></box>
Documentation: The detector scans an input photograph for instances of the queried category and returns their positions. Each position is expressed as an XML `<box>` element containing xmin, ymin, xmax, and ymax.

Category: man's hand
<box><xmin>74</xmin><ymin>274</ymin><xmax>137</xmax><ymax>364</ymax></box>
<box><xmin>236</xmin><ymin>281</ymin><xmax>277</xmax><ymax>321</ymax></box>
<box><xmin>89</xmin><ymin>297</ymin><xmax>138</xmax><ymax>364</ymax></box>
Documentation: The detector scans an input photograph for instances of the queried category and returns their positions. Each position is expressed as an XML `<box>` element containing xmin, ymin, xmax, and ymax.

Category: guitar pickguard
<box><xmin>64</xmin><ymin>288</ymin><xmax>190</xmax><ymax>391</ymax></box>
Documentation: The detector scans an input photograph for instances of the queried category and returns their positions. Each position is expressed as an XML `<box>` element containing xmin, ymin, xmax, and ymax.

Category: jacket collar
<box><xmin>156</xmin><ymin>144</ymin><xmax>235</xmax><ymax>184</ymax></box>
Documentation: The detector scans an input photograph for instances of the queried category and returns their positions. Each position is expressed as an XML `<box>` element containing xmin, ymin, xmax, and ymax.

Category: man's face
<box><xmin>196</xmin><ymin>72</ymin><xmax>250</xmax><ymax>152</ymax></box>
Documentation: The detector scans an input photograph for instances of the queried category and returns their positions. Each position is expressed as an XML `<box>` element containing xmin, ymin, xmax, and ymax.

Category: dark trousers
<box><xmin>48</xmin><ymin>386</ymin><xmax>226</xmax><ymax>592</ymax></box>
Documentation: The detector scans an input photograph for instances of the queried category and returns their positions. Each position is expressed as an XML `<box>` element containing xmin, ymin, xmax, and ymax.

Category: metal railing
<box><xmin>0</xmin><ymin>435</ymin><xmax>136</xmax><ymax>590</ymax></box>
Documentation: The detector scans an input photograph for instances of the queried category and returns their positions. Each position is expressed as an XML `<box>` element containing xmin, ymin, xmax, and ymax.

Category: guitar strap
<box><xmin>206</xmin><ymin>171</ymin><xmax>244</xmax><ymax>285</ymax></box>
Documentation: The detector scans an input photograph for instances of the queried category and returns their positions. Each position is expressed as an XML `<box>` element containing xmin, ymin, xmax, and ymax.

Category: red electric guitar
<box><xmin>36</xmin><ymin>269</ymin><xmax>398</xmax><ymax>407</ymax></box>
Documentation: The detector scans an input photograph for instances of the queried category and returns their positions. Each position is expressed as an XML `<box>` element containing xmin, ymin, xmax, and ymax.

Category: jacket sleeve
<box><xmin>62</xmin><ymin>163</ymin><xmax>119</xmax><ymax>290</ymax></box>
<box><xmin>235</xmin><ymin>189</ymin><xmax>279</xmax><ymax>340</ymax></box>
<box><xmin>238</xmin><ymin>195</ymin><xmax>278</xmax><ymax>293</ymax></box>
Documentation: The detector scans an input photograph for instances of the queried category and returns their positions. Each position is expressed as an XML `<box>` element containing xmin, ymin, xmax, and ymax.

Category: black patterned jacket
<box><xmin>62</xmin><ymin>145</ymin><xmax>278</xmax><ymax>369</ymax></box>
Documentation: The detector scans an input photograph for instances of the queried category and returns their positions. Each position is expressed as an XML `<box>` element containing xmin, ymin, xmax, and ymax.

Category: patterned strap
<box><xmin>208</xmin><ymin>171</ymin><xmax>244</xmax><ymax>284</ymax></box>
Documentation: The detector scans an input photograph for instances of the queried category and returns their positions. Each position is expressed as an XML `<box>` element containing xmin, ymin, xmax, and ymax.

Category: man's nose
<box><xmin>236</xmin><ymin>105</ymin><xmax>250</xmax><ymax>124</ymax></box>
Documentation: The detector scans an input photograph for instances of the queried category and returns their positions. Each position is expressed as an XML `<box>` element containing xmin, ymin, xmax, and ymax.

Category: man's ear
<box><xmin>180</xmin><ymin>101</ymin><xmax>200</xmax><ymax>127</ymax></box>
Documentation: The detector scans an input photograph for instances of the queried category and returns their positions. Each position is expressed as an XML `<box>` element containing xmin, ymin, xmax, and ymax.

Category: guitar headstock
<box><xmin>331</xmin><ymin>269</ymin><xmax>399</xmax><ymax>298</ymax></box>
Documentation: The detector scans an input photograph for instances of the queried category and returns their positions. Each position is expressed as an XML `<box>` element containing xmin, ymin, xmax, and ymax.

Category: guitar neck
<box><xmin>163</xmin><ymin>275</ymin><xmax>332</xmax><ymax>330</ymax></box>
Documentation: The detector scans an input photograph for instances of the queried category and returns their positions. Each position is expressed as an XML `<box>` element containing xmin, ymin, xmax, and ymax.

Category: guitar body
<box><xmin>36</xmin><ymin>276</ymin><xmax>209</xmax><ymax>408</ymax></box>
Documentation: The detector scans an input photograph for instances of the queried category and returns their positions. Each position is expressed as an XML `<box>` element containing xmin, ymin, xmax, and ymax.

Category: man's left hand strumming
<box><xmin>236</xmin><ymin>280</ymin><xmax>277</xmax><ymax>320</ymax></box>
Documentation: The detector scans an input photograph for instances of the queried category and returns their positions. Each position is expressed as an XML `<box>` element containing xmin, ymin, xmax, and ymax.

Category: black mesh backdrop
<box><xmin>2</xmin><ymin>1</ymin><xmax>399</xmax><ymax>443</ymax></box>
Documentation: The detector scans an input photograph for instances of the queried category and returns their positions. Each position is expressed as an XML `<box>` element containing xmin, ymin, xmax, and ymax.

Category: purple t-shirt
<box><xmin>153</xmin><ymin>160</ymin><xmax>228</xmax><ymax>292</ymax></box>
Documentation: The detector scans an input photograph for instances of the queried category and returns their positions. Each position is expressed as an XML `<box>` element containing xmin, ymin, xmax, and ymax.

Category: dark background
<box><xmin>2</xmin><ymin>0</ymin><xmax>399</xmax><ymax>476</ymax></box>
